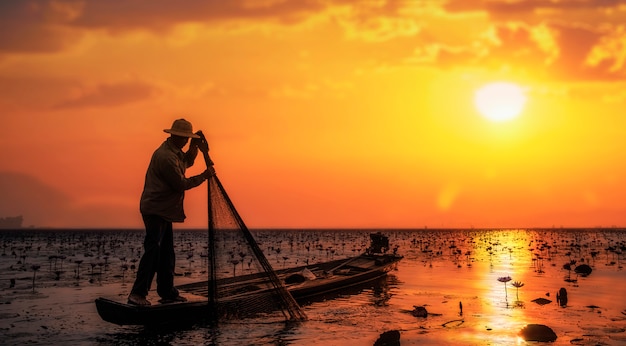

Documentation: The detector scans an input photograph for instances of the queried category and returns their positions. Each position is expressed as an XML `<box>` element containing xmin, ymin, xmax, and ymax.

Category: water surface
<box><xmin>1</xmin><ymin>228</ymin><xmax>625</xmax><ymax>345</ymax></box>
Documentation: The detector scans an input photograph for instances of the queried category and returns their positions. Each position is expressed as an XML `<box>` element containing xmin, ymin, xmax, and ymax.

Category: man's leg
<box><xmin>156</xmin><ymin>221</ymin><xmax>186</xmax><ymax>301</ymax></box>
<box><xmin>128</xmin><ymin>215</ymin><xmax>168</xmax><ymax>305</ymax></box>
<box><xmin>155</xmin><ymin>220</ymin><xmax>174</xmax><ymax>298</ymax></box>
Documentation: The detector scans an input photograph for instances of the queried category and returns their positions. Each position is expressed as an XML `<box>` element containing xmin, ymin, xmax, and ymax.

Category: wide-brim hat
<box><xmin>163</xmin><ymin>118</ymin><xmax>200</xmax><ymax>138</ymax></box>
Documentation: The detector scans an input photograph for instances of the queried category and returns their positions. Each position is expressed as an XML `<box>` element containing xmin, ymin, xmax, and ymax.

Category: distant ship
<box><xmin>0</xmin><ymin>215</ymin><xmax>23</xmax><ymax>229</ymax></box>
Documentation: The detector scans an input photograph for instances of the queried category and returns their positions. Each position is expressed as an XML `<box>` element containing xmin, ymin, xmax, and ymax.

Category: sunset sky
<box><xmin>1</xmin><ymin>0</ymin><xmax>625</xmax><ymax>229</ymax></box>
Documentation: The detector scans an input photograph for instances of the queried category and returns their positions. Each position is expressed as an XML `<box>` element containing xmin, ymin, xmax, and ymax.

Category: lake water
<box><xmin>1</xmin><ymin>228</ymin><xmax>626</xmax><ymax>345</ymax></box>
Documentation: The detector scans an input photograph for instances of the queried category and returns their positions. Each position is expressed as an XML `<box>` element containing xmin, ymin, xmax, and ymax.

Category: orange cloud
<box><xmin>54</xmin><ymin>80</ymin><xmax>156</xmax><ymax>109</ymax></box>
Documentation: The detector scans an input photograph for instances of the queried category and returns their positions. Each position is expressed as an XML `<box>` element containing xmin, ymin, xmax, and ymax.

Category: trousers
<box><xmin>130</xmin><ymin>214</ymin><xmax>179</xmax><ymax>299</ymax></box>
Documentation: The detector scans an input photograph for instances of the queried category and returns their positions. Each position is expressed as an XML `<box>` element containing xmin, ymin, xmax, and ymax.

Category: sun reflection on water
<box><xmin>390</xmin><ymin>228</ymin><xmax>626</xmax><ymax>345</ymax></box>
<box><xmin>474</xmin><ymin>231</ymin><xmax>534</xmax><ymax>342</ymax></box>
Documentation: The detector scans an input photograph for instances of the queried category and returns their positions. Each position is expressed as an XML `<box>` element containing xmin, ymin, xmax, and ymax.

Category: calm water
<box><xmin>1</xmin><ymin>228</ymin><xmax>626</xmax><ymax>345</ymax></box>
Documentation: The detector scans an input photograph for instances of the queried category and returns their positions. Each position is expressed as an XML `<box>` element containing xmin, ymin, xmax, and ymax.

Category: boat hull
<box><xmin>95</xmin><ymin>253</ymin><xmax>402</xmax><ymax>325</ymax></box>
<box><xmin>95</xmin><ymin>298</ymin><xmax>210</xmax><ymax>326</ymax></box>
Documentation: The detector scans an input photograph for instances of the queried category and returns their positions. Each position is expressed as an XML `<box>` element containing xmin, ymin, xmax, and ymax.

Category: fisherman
<box><xmin>128</xmin><ymin>118</ymin><xmax>213</xmax><ymax>306</ymax></box>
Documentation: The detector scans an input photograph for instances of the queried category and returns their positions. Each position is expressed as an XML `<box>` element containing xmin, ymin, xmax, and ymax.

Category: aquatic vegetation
<box><xmin>230</xmin><ymin>259</ymin><xmax>239</xmax><ymax>276</ymax></box>
<box><xmin>497</xmin><ymin>276</ymin><xmax>512</xmax><ymax>299</ymax></box>
<box><xmin>31</xmin><ymin>264</ymin><xmax>40</xmax><ymax>292</ymax></box>
<box><xmin>74</xmin><ymin>260</ymin><xmax>83</xmax><ymax>279</ymax></box>
<box><xmin>563</xmin><ymin>260</ymin><xmax>578</xmax><ymax>282</ymax></box>
<box><xmin>511</xmin><ymin>281</ymin><xmax>524</xmax><ymax>301</ymax></box>
<box><xmin>120</xmin><ymin>264</ymin><xmax>129</xmax><ymax>285</ymax></box>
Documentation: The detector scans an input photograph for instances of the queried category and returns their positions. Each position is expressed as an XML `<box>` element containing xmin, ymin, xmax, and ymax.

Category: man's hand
<box><xmin>190</xmin><ymin>134</ymin><xmax>202</xmax><ymax>146</ymax></box>
<box><xmin>203</xmin><ymin>167</ymin><xmax>216</xmax><ymax>179</ymax></box>
<box><xmin>194</xmin><ymin>131</ymin><xmax>210</xmax><ymax>153</ymax></box>
<box><xmin>197</xmin><ymin>139</ymin><xmax>209</xmax><ymax>153</ymax></box>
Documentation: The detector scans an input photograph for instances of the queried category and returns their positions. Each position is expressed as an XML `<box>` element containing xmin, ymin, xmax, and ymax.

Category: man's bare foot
<box><xmin>128</xmin><ymin>293</ymin><xmax>151</xmax><ymax>306</ymax></box>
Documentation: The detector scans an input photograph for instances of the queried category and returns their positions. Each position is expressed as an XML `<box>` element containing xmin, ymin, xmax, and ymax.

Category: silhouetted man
<box><xmin>128</xmin><ymin>118</ymin><xmax>212</xmax><ymax>306</ymax></box>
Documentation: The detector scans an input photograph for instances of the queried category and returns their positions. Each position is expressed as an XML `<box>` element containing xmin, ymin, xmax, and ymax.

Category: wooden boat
<box><xmin>96</xmin><ymin>143</ymin><xmax>402</xmax><ymax>326</ymax></box>
<box><xmin>95</xmin><ymin>251</ymin><xmax>402</xmax><ymax>326</ymax></box>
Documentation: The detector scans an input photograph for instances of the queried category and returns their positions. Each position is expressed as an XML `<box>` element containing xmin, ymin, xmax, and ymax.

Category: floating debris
<box><xmin>442</xmin><ymin>319</ymin><xmax>464</xmax><ymax>328</ymax></box>
<box><xmin>531</xmin><ymin>298</ymin><xmax>552</xmax><ymax>305</ymax></box>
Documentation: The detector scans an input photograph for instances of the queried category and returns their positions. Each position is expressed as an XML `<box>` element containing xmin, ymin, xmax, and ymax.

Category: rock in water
<box><xmin>374</xmin><ymin>330</ymin><xmax>400</xmax><ymax>346</ymax></box>
<box><xmin>411</xmin><ymin>305</ymin><xmax>428</xmax><ymax>318</ymax></box>
<box><xmin>520</xmin><ymin>324</ymin><xmax>557</xmax><ymax>342</ymax></box>
<box><xmin>575</xmin><ymin>264</ymin><xmax>592</xmax><ymax>276</ymax></box>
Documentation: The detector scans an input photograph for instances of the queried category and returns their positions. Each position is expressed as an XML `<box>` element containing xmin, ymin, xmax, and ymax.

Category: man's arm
<box><xmin>159</xmin><ymin>154</ymin><xmax>206</xmax><ymax>192</ymax></box>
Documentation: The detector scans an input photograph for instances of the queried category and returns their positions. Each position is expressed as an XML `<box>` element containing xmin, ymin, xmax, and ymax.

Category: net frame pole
<box><xmin>198</xmin><ymin>133</ymin><xmax>218</xmax><ymax>324</ymax></box>
<box><xmin>207</xmin><ymin>175</ymin><xmax>218</xmax><ymax>323</ymax></box>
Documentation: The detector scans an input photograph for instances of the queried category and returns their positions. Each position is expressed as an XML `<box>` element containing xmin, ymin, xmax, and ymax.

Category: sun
<box><xmin>474</xmin><ymin>82</ymin><xmax>527</xmax><ymax>122</ymax></box>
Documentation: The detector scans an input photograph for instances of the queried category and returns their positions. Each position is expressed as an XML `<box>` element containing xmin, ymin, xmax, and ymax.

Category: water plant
<box><xmin>230</xmin><ymin>259</ymin><xmax>239</xmax><ymax>277</ymax></box>
<box><xmin>74</xmin><ymin>260</ymin><xmax>83</xmax><ymax>279</ymax></box>
<box><xmin>511</xmin><ymin>281</ymin><xmax>524</xmax><ymax>301</ymax></box>
<box><xmin>121</xmin><ymin>264</ymin><xmax>129</xmax><ymax>285</ymax></box>
<box><xmin>498</xmin><ymin>276</ymin><xmax>512</xmax><ymax>299</ymax></box>
<box><xmin>31</xmin><ymin>264</ymin><xmax>40</xmax><ymax>293</ymax></box>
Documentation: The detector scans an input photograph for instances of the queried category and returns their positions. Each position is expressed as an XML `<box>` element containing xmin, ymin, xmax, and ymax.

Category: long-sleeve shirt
<box><xmin>139</xmin><ymin>137</ymin><xmax>205</xmax><ymax>222</ymax></box>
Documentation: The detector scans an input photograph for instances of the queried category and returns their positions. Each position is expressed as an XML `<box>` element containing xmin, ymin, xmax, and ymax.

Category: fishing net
<box><xmin>180</xmin><ymin>173</ymin><xmax>307</xmax><ymax>322</ymax></box>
